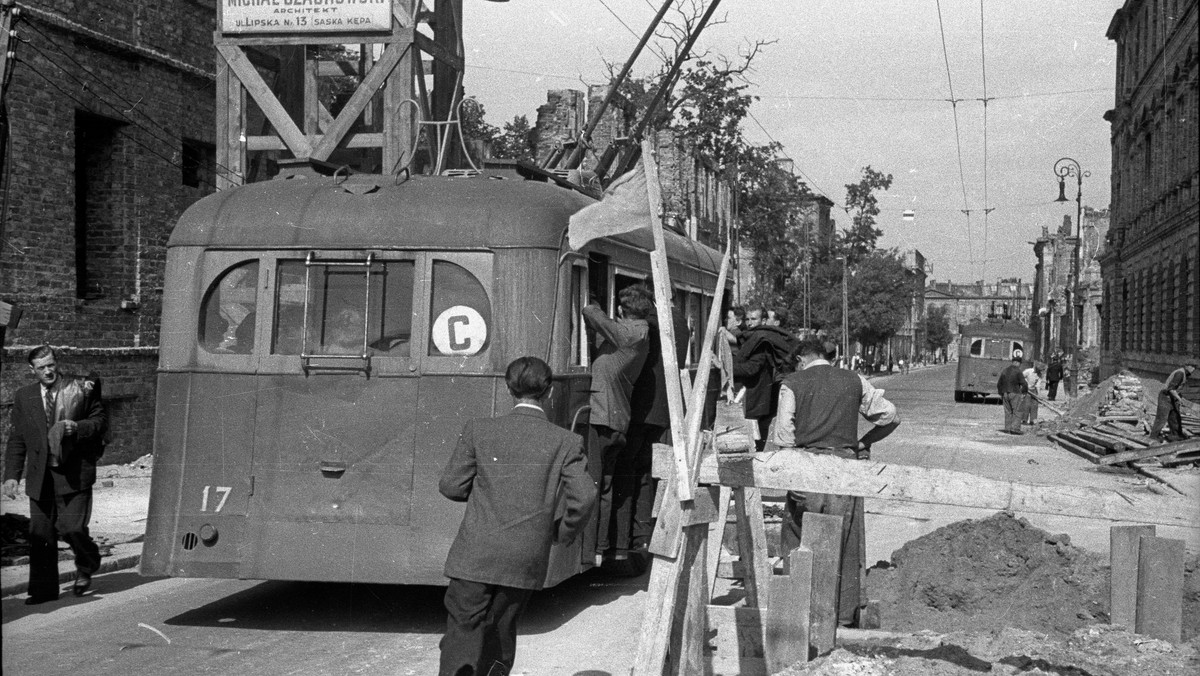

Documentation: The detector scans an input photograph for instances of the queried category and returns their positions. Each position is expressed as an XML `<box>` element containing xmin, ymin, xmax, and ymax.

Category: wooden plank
<box><xmin>215</xmin><ymin>55</ymin><xmax>233</xmax><ymax>190</ymax></box>
<box><xmin>383</xmin><ymin>23</ymin><xmax>415</xmax><ymax>174</ymax></box>
<box><xmin>1098</xmin><ymin>438</ymin><xmax>1200</xmax><ymax>466</ymax></box>
<box><xmin>1048</xmin><ymin>433</ymin><xmax>1102</xmax><ymax>463</ymax></box>
<box><xmin>682</xmin><ymin>485</ymin><xmax>721</xmax><ymax>526</ymax></box>
<box><xmin>413</xmin><ymin>29</ymin><xmax>464</xmax><ymax>70</ymax></box>
<box><xmin>670</xmin><ymin>523</ymin><xmax>709</xmax><ymax>676</ymax></box>
<box><xmin>707</xmin><ymin>606</ymin><xmax>767</xmax><ymax>676</ymax></box>
<box><xmin>707</xmin><ymin>485</ymin><xmax>732</xmax><ymax>597</ymax></box>
<box><xmin>312</xmin><ymin>41</ymin><xmax>409</xmax><ymax>160</ymax></box>
<box><xmin>304</xmin><ymin>50</ymin><xmax>319</xmax><ymax>139</ymax></box>
<box><xmin>1136</xmin><ymin>535</ymin><xmax>1184</xmax><ymax>643</ymax></box>
<box><xmin>1110</xmin><ymin>525</ymin><xmax>1155</xmax><ymax>629</ymax></box>
<box><xmin>733</xmin><ymin>486</ymin><xmax>770</xmax><ymax>608</ymax></box>
<box><xmin>1059</xmin><ymin>432</ymin><xmax>1106</xmax><ymax>455</ymax></box>
<box><xmin>631</xmin><ymin>524</ymin><xmax>694</xmax><ymax>675</ymax></box>
<box><xmin>800</xmin><ymin>512</ymin><xmax>843</xmax><ymax>656</ymax></box>
<box><xmin>217</xmin><ymin>44</ymin><xmax>313</xmax><ymax>157</ymax></box>
<box><xmin>247</xmin><ymin>132</ymin><xmax>384</xmax><ymax>152</ymax></box>
<box><xmin>643</xmin><ymin>138</ymin><xmax>692</xmax><ymax>504</ymax></box>
<box><xmin>765</xmin><ymin>546</ymin><xmax>813</xmax><ymax>671</ymax></box>
<box><xmin>670</xmin><ymin>447</ymin><xmax>1199</xmax><ymax>529</ymax></box>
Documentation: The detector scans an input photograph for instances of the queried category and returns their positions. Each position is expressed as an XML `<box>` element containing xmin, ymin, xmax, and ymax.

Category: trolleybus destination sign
<box><xmin>221</xmin><ymin>0</ymin><xmax>392</xmax><ymax>34</ymax></box>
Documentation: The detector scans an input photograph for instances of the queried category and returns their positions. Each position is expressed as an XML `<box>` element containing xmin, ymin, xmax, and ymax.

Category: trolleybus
<box><xmin>953</xmin><ymin>319</ymin><xmax>1033</xmax><ymax>402</ymax></box>
<box><xmin>140</xmin><ymin>165</ymin><xmax>725</xmax><ymax>587</ymax></box>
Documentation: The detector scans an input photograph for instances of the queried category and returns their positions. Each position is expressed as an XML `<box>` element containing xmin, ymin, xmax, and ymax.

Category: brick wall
<box><xmin>1</xmin><ymin>1</ymin><xmax>216</xmax><ymax>473</ymax></box>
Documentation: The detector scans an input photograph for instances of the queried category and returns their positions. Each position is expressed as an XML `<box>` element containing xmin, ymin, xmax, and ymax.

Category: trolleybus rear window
<box><xmin>199</xmin><ymin>261</ymin><xmax>259</xmax><ymax>354</ymax></box>
<box><xmin>428</xmin><ymin>260</ymin><xmax>491</xmax><ymax>357</ymax></box>
<box><xmin>273</xmin><ymin>259</ymin><xmax>415</xmax><ymax>356</ymax></box>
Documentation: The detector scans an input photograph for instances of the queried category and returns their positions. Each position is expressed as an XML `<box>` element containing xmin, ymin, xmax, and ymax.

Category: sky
<box><xmin>460</xmin><ymin>0</ymin><xmax>1125</xmax><ymax>285</ymax></box>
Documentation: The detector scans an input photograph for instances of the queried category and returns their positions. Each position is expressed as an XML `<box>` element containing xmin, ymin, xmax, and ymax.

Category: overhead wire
<box><xmin>979</xmin><ymin>0</ymin><xmax>991</xmax><ymax>281</ymax></box>
<box><xmin>16</xmin><ymin>18</ymin><xmax>244</xmax><ymax>184</ymax></box>
<box><xmin>934</xmin><ymin>0</ymin><xmax>974</xmax><ymax>267</ymax></box>
<box><xmin>745</xmin><ymin>109</ymin><xmax>841</xmax><ymax>208</ymax></box>
<box><xmin>17</xmin><ymin>57</ymin><xmax>226</xmax><ymax>191</ymax></box>
<box><xmin>593</xmin><ymin>0</ymin><xmax>675</xmax><ymax>68</ymax></box>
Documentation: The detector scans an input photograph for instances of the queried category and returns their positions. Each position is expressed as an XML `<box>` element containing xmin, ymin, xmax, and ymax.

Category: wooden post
<box><xmin>668</xmin><ymin>523</ymin><xmax>710</xmax><ymax>676</ymax></box>
<box><xmin>800</xmin><ymin>511</ymin><xmax>844</xmax><ymax>656</ymax></box>
<box><xmin>733</xmin><ymin>487</ymin><xmax>770</xmax><ymax>608</ymax></box>
<box><xmin>1136</xmin><ymin>535</ymin><xmax>1184</xmax><ymax>643</ymax></box>
<box><xmin>765</xmin><ymin>546</ymin><xmax>813</xmax><ymax>671</ymax></box>
<box><xmin>1110</xmin><ymin>524</ymin><xmax>1155</xmax><ymax>629</ymax></box>
<box><xmin>643</xmin><ymin>137</ymin><xmax>692</xmax><ymax>502</ymax></box>
<box><xmin>706</xmin><ymin>485</ymin><xmax>732</xmax><ymax>597</ymax></box>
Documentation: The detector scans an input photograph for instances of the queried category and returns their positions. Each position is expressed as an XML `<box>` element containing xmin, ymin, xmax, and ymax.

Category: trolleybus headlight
<box><xmin>198</xmin><ymin>524</ymin><xmax>219</xmax><ymax>546</ymax></box>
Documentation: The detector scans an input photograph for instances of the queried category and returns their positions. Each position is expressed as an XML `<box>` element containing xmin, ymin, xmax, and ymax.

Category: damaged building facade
<box><xmin>1</xmin><ymin>1</ymin><xmax>217</xmax><ymax>467</ymax></box>
<box><xmin>1099</xmin><ymin>0</ymin><xmax>1199</xmax><ymax>381</ymax></box>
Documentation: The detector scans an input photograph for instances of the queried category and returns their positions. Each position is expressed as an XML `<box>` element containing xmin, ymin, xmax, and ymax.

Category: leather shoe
<box><xmin>24</xmin><ymin>594</ymin><xmax>59</xmax><ymax>605</ymax></box>
<box><xmin>72</xmin><ymin>571</ymin><xmax>92</xmax><ymax>597</ymax></box>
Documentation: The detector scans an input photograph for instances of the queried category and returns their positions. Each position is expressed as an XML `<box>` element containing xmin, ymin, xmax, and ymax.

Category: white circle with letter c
<box><xmin>432</xmin><ymin>306</ymin><xmax>487</xmax><ymax>356</ymax></box>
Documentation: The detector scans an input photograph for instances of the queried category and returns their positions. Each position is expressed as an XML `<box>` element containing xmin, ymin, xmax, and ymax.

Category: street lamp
<box><xmin>837</xmin><ymin>256</ymin><xmax>849</xmax><ymax>368</ymax></box>
<box><xmin>1052</xmin><ymin>157</ymin><xmax>1090</xmax><ymax>396</ymax></box>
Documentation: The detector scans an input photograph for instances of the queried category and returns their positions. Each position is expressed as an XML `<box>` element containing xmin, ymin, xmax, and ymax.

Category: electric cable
<box><xmin>745</xmin><ymin>109</ymin><xmax>841</xmax><ymax>208</ymax></box>
<box><xmin>979</xmin><ymin>0</ymin><xmax>991</xmax><ymax>281</ymax></box>
<box><xmin>935</xmin><ymin>0</ymin><xmax>974</xmax><ymax>267</ymax></box>
<box><xmin>594</xmin><ymin>0</ymin><xmax>674</xmax><ymax>67</ymax></box>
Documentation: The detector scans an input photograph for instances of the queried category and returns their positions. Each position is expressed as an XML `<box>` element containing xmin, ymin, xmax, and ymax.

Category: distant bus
<box><xmin>953</xmin><ymin>320</ymin><xmax>1033</xmax><ymax>402</ymax></box>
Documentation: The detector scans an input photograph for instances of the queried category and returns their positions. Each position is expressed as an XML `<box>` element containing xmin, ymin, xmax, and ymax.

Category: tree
<box><xmin>842</xmin><ymin>166</ymin><xmax>893</xmax><ymax>262</ymax></box>
<box><xmin>459</xmin><ymin>97</ymin><xmax>498</xmax><ymax>149</ymax></box>
<box><xmin>844</xmin><ymin>250</ymin><xmax>914</xmax><ymax>348</ymax></box>
<box><xmin>490</xmin><ymin>115</ymin><xmax>536</xmax><ymax>161</ymax></box>
<box><xmin>925</xmin><ymin>304</ymin><xmax>954</xmax><ymax>355</ymax></box>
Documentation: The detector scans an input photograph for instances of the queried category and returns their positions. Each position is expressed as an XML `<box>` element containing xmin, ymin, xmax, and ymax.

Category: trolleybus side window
<box><xmin>428</xmin><ymin>260</ymin><xmax>491</xmax><ymax>357</ymax></box>
<box><xmin>570</xmin><ymin>264</ymin><xmax>588</xmax><ymax>366</ymax></box>
<box><xmin>273</xmin><ymin>259</ymin><xmax>415</xmax><ymax>356</ymax></box>
<box><xmin>199</xmin><ymin>261</ymin><xmax>259</xmax><ymax>354</ymax></box>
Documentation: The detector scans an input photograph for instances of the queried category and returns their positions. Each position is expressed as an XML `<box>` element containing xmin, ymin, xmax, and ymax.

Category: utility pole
<box><xmin>1</xmin><ymin>0</ymin><xmax>18</xmax><ymax>194</ymax></box>
<box><xmin>840</xmin><ymin>256</ymin><xmax>849</xmax><ymax>366</ymax></box>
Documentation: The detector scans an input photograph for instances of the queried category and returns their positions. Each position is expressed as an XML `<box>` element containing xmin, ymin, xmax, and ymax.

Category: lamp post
<box><xmin>837</xmin><ymin>256</ymin><xmax>849</xmax><ymax>367</ymax></box>
<box><xmin>1052</xmin><ymin>157</ymin><xmax>1090</xmax><ymax>396</ymax></box>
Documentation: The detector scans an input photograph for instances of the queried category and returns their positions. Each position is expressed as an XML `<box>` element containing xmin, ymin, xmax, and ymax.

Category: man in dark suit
<box><xmin>438</xmin><ymin>356</ymin><xmax>597</xmax><ymax>676</ymax></box>
<box><xmin>3</xmin><ymin>345</ymin><xmax>107</xmax><ymax>604</ymax></box>
<box><xmin>997</xmin><ymin>354</ymin><xmax>1029</xmax><ymax>435</ymax></box>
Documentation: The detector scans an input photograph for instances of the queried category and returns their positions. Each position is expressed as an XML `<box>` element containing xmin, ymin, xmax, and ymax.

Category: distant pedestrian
<box><xmin>1046</xmin><ymin>355</ymin><xmax>1063</xmax><ymax>401</ymax></box>
<box><xmin>3</xmin><ymin>345</ymin><xmax>107</xmax><ymax>605</ymax></box>
<box><xmin>1150</xmin><ymin>362</ymin><xmax>1196</xmax><ymax>442</ymax></box>
<box><xmin>997</xmin><ymin>355</ymin><xmax>1028</xmax><ymax>434</ymax></box>
<box><xmin>438</xmin><ymin>356</ymin><xmax>597</xmax><ymax>676</ymax></box>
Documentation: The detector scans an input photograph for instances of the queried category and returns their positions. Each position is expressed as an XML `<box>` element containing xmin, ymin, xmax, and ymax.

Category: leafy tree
<box><xmin>491</xmin><ymin>115</ymin><xmax>536</xmax><ymax>161</ymax></box>
<box><xmin>842</xmin><ymin>166</ymin><xmax>893</xmax><ymax>262</ymax></box>
<box><xmin>459</xmin><ymin>97</ymin><xmax>498</xmax><ymax>148</ymax></box>
<box><xmin>735</xmin><ymin>142</ymin><xmax>812</xmax><ymax>301</ymax></box>
<box><xmin>925</xmin><ymin>304</ymin><xmax>954</xmax><ymax>355</ymax></box>
<box><xmin>844</xmin><ymin>250</ymin><xmax>914</xmax><ymax>348</ymax></box>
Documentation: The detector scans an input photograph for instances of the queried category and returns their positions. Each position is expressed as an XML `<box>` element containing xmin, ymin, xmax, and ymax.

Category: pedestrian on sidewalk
<box><xmin>437</xmin><ymin>356</ymin><xmax>597</xmax><ymax>676</ymax></box>
<box><xmin>997</xmin><ymin>355</ymin><xmax>1028</xmax><ymax>434</ymax></box>
<box><xmin>1150</xmin><ymin>362</ymin><xmax>1196</xmax><ymax>442</ymax></box>
<box><xmin>774</xmin><ymin>337</ymin><xmax>901</xmax><ymax>627</ymax></box>
<box><xmin>733</xmin><ymin>307</ymin><xmax>797</xmax><ymax>451</ymax></box>
<box><xmin>3</xmin><ymin>345</ymin><xmax>107</xmax><ymax>604</ymax></box>
<box><xmin>1046</xmin><ymin>354</ymin><xmax>1064</xmax><ymax>401</ymax></box>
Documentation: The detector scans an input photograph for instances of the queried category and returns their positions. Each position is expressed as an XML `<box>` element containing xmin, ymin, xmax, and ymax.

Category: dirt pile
<box><xmin>867</xmin><ymin>512</ymin><xmax>1110</xmax><ymax>637</ymax></box>
<box><xmin>98</xmin><ymin>453</ymin><xmax>154</xmax><ymax>479</ymax></box>
<box><xmin>1060</xmin><ymin>370</ymin><xmax>1155</xmax><ymax>422</ymax></box>
<box><xmin>776</xmin><ymin>625</ymin><xmax>1200</xmax><ymax>676</ymax></box>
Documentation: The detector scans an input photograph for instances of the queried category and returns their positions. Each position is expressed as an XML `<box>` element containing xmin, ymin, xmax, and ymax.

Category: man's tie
<box><xmin>44</xmin><ymin>388</ymin><xmax>55</xmax><ymax>427</ymax></box>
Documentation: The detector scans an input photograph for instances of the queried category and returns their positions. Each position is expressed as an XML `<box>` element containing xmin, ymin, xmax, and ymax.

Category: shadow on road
<box><xmin>1</xmin><ymin>570</ymin><xmax>164</xmax><ymax>622</ymax></box>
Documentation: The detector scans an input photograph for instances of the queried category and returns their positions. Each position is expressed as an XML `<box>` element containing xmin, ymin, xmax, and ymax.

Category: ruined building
<box><xmin>1100</xmin><ymin>0</ymin><xmax>1199</xmax><ymax>380</ymax></box>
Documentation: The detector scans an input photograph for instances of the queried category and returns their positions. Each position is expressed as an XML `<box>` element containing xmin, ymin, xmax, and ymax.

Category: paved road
<box><xmin>4</xmin><ymin>364</ymin><xmax>1193</xmax><ymax>676</ymax></box>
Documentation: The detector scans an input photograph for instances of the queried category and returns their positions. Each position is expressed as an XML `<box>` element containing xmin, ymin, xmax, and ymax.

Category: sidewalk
<box><xmin>1</xmin><ymin>469</ymin><xmax>151</xmax><ymax>598</ymax></box>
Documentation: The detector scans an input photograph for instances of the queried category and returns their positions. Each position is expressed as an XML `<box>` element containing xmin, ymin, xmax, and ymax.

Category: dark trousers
<box><xmin>754</xmin><ymin>416</ymin><xmax>772</xmax><ymax>452</ymax></box>
<box><xmin>591</xmin><ymin>424</ymin><xmax>627</xmax><ymax>555</ymax></box>
<box><xmin>1047</xmin><ymin>379</ymin><xmax>1060</xmax><ymax>400</ymax></box>
<box><xmin>28</xmin><ymin>484</ymin><xmax>101</xmax><ymax>599</ymax></box>
<box><xmin>1150</xmin><ymin>391</ymin><xmax>1182</xmax><ymax>439</ymax></box>
<box><xmin>440</xmin><ymin>578</ymin><xmax>533</xmax><ymax>676</ymax></box>
<box><xmin>621</xmin><ymin>422</ymin><xmax>667</xmax><ymax>552</ymax></box>
<box><xmin>781</xmin><ymin>480</ymin><xmax>866</xmax><ymax>627</ymax></box>
<box><xmin>1002</xmin><ymin>393</ymin><xmax>1024</xmax><ymax>433</ymax></box>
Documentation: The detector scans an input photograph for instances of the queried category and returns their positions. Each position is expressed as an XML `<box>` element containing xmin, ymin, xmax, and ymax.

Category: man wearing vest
<box><xmin>773</xmin><ymin>337</ymin><xmax>901</xmax><ymax>627</ymax></box>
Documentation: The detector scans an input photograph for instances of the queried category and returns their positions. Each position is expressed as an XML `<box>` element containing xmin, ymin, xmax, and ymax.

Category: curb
<box><xmin>1</xmin><ymin>550</ymin><xmax>142</xmax><ymax>598</ymax></box>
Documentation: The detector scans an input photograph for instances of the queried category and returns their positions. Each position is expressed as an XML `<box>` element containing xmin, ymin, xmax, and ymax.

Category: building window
<box><xmin>182</xmin><ymin>139</ymin><xmax>216</xmax><ymax>189</ymax></box>
<box><xmin>74</xmin><ymin>111</ymin><xmax>127</xmax><ymax>300</ymax></box>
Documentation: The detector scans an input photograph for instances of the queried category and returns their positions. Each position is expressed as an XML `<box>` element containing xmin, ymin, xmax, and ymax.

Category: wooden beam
<box><xmin>733</xmin><ymin>486</ymin><xmax>770</xmax><ymax>608</ymax></box>
<box><xmin>659</xmin><ymin>446</ymin><xmax>1200</xmax><ymax>529</ymax></box>
<box><xmin>311</xmin><ymin>41</ymin><xmax>409</xmax><ymax>160</ymax></box>
<box><xmin>669</xmin><ymin>523</ymin><xmax>709</xmax><ymax>676</ymax></box>
<box><xmin>218</xmin><ymin>44</ymin><xmax>313</xmax><ymax>157</ymax></box>
<box><xmin>1136</xmin><ymin>535</ymin><xmax>1184</xmax><ymax>642</ymax></box>
<box><xmin>247</xmin><ymin>132</ymin><xmax>384</xmax><ymax>151</ymax></box>
<box><xmin>214</xmin><ymin>30</ymin><xmax>411</xmax><ymax>47</ymax></box>
<box><xmin>1110</xmin><ymin>525</ymin><xmax>1154</xmax><ymax>629</ymax></box>
<box><xmin>766</xmin><ymin>547</ymin><xmax>813</xmax><ymax>671</ymax></box>
<box><xmin>706</xmin><ymin>485</ymin><xmax>731</xmax><ymax>598</ymax></box>
<box><xmin>413</xmin><ymin>23</ymin><xmax>464</xmax><ymax>71</ymax></box>
<box><xmin>800</xmin><ymin>512</ymin><xmax>843</xmax><ymax>656</ymax></box>
<box><xmin>1098</xmin><ymin>438</ymin><xmax>1200</xmax><ymax>466</ymax></box>
<box><xmin>631</xmin><ymin>525</ymin><xmax>697</xmax><ymax>675</ymax></box>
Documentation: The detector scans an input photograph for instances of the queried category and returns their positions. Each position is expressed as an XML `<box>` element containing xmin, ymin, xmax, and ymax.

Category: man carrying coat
<box><xmin>438</xmin><ymin>356</ymin><xmax>597</xmax><ymax>676</ymax></box>
<box><xmin>733</xmin><ymin>307</ymin><xmax>798</xmax><ymax>451</ymax></box>
<box><xmin>3</xmin><ymin>345</ymin><xmax>107</xmax><ymax>604</ymax></box>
